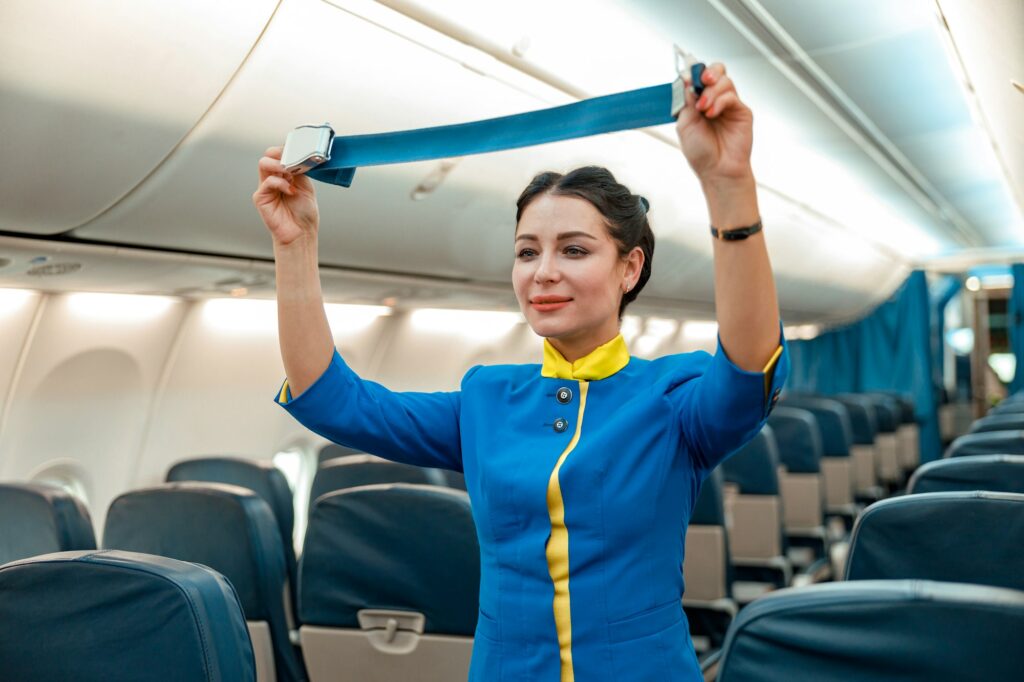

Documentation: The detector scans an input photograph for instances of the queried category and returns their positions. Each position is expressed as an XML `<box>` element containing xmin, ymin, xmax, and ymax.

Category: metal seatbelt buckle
<box><xmin>281</xmin><ymin>122</ymin><xmax>334</xmax><ymax>174</ymax></box>
<box><xmin>671</xmin><ymin>45</ymin><xmax>706</xmax><ymax>117</ymax></box>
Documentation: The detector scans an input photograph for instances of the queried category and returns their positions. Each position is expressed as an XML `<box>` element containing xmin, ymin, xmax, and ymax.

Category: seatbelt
<box><xmin>282</xmin><ymin>48</ymin><xmax>705</xmax><ymax>188</ymax></box>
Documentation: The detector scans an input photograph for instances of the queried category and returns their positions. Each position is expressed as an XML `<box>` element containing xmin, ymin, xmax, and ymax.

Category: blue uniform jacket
<box><xmin>277</xmin><ymin>332</ymin><xmax>787</xmax><ymax>681</ymax></box>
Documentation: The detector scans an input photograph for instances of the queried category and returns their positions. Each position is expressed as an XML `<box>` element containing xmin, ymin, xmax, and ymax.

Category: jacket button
<box><xmin>553</xmin><ymin>418</ymin><xmax>569</xmax><ymax>433</ymax></box>
<box><xmin>556</xmin><ymin>387</ymin><xmax>573</xmax><ymax>404</ymax></box>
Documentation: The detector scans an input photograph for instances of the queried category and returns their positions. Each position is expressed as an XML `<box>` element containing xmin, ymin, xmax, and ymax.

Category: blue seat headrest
<box><xmin>990</xmin><ymin>400</ymin><xmax>1024</xmax><ymax>415</ymax></box>
<box><xmin>0</xmin><ymin>483</ymin><xmax>96</xmax><ymax>565</ymax></box>
<box><xmin>860</xmin><ymin>394</ymin><xmax>900</xmax><ymax>432</ymax></box>
<box><xmin>0</xmin><ymin>549</ymin><xmax>255</xmax><ymax>682</ymax></box>
<box><xmin>845</xmin><ymin>491</ymin><xmax>1024</xmax><ymax>591</ymax></box>
<box><xmin>717</xmin><ymin>580</ymin><xmax>1024</xmax><ymax>682</ymax></box>
<box><xmin>300</xmin><ymin>484</ymin><xmax>479</xmax><ymax>636</ymax></box>
<box><xmin>720</xmin><ymin>427</ymin><xmax>780</xmax><ymax>495</ymax></box>
<box><xmin>691</xmin><ymin>468</ymin><xmax>726</xmax><ymax>526</ymax></box>
<box><xmin>318</xmin><ymin>443</ymin><xmax>363</xmax><ymax>464</ymax></box>
<box><xmin>945</xmin><ymin>430</ymin><xmax>1024</xmax><ymax>457</ymax></box>
<box><xmin>166</xmin><ymin>456</ymin><xmax>294</xmax><ymax>552</ymax></box>
<box><xmin>165</xmin><ymin>456</ymin><xmax>298</xmax><ymax>616</ymax></box>
<box><xmin>969</xmin><ymin>414</ymin><xmax>1024</xmax><ymax>434</ymax></box>
<box><xmin>778</xmin><ymin>396</ymin><xmax>852</xmax><ymax>457</ymax></box>
<box><xmin>310</xmin><ymin>455</ymin><xmax>446</xmax><ymax>511</ymax></box>
<box><xmin>103</xmin><ymin>483</ymin><xmax>305</xmax><ymax>682</ymax></box>
<box><xmin>767</xmin><ymin>408</ymin><xmax>822</xmax><ymax>473</ymax></box>
<box><xmin>832</xmin><ymin>395</ymin><xmax>878</xmax><ymax>444</ymax></box>
<box><xmin>908</xmin><ymin>455</ymin><xmax>1024</xmax><ymax>494</ymax></box>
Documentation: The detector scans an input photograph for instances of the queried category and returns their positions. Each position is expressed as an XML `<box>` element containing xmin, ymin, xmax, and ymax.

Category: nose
<box><xmin>534</xmin><ymin>252</ymin><xmax>561</xmax><ymax>284</ymax></box>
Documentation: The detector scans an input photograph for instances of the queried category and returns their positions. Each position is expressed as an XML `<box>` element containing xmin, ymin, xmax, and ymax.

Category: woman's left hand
<box><xmin>675</xmin><ymin>63</ymin><xmax>754</xmax><ymax>185</ymax></box>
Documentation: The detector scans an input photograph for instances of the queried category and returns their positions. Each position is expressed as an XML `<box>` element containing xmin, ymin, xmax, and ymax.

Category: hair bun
<box><xmin>639</xmin><ymin>196</ymin><xmax>650</xmax><ymax>212</ymax></box>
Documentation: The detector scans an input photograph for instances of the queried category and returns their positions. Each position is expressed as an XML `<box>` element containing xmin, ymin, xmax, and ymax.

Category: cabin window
<box><xmin>273</xmin><ymin>445</ymin><xmax>316</xmax><ymax>551</ymax></box>
<box><xmin>30</xmin><ymin>461</ymin><xmax>90</xmax><ymax>507</ymax></box>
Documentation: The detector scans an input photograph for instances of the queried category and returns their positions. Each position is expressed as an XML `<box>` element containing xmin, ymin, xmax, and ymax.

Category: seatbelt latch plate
<box><xmin>282</xmin><ymin>122</ymin><xmax>335</xmax><ymax>174</ymax></box>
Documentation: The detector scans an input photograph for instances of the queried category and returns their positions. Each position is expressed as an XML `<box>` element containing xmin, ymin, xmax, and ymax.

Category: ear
<box><xmin>622</xmin><ymin>246</ymin><xmax>645</xmax><ymax>291</ymax></box>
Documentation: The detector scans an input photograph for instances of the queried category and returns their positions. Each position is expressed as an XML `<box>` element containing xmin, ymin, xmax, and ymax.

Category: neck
<box><xmin>547</xmin><ymin>321</ymin><xmax>621</xmax><ymax>363</ymax></box>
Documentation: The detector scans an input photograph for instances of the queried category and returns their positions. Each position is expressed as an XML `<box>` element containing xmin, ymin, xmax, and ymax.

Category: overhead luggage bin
<box><xmin>300</xmin><ymin>484</ymin><xmax>479</xmax><ymax>682</ymax></box>
<box><xmin>166</xmin><ymin>456</ymin><xmax>299</xmax><ymax>622</ymax></box>
<box><xmin>908</xmin><ymin>454</ymin><xmax>1024</xmax><ymax>495</ymax></box>
<box><xmin>0</xmin><ymin>482</ymin><xmax>96</xmax><ymax>565</ymax></box>
<box><xmin>0</xmin><ymin>549</ymin><xmax>256</xmax><ymax>682</ymax></box>
<box><xmin>945</xmin><ymin>430</ymin><xmax>1024</xmax><ymax>458</ymax></box>
<box><xmin>715</xmin><ymin>580</ymin><xmax>1024</xmax><ymax>682</ymax></box>
<box><xmin>845</xmin><ymin>491</ymin><xmax>1024</xmax><ymax>592</ymax></box>
<box><xmin>104</xmin><ymin>482</ymin><xmax>304</xmax><ymax>682</ymax></box>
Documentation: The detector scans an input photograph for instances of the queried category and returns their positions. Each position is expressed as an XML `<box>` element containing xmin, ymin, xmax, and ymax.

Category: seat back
<box><xmin>684</xmin><ymin>469</ymin><xmax>736</xmax><ymax>653</ymax></box>
<box><xmin>317</xmin><ymin>443</ymin><xmax>362</xmax><ymax>464</ymax></box>
<box><xmin>859</xmin><ymin>394</ymin><xmax>903</xmax><ymax>485</ymax></box>
<box><xmin>970</xmin><ymin>414</ymin><xmax>1024</xmax><ymax>434</ymax></box>
<box><xmin>309</xmin><ymin>455</ymin><xmax>446</xmax><ymax>514</ymax></box>
<box><xmin>717</xmin><ymin>580</ymin><xmax>1024</xmax><ymax>682</ymax></box>
<box><xmin>719</xmin><ymin>428</ymin><xmax>786</xmax><ymax>561</ymax></box>
<box><xmin>0</xmin><ymin>549</ymin><xmax>255</xmax><ymax>681</ymax></box>
<box><xmin>780</xmin><ymin>396</ymin><xmax>856</xmax><ymax>512</ymax></box>
<box><xmin>945</xmin><ymin>430</ymin><xmax>1024</xmax><ymax>457</ymax></box>
<box><xmin>300</xmin><ymin>484</ymin><xmax>479</xmax><ymax>682</ymax></box>
<box><xmin>990</xmin><ymin>399</ymin><xmax>1024</xmax><ymax>415</ymax></box>
<box><xmin>832</xmin><ymin>395</ymin><xmax>881</xmax><ymax>496</ymax></box>
<box><xmin>845</xmin><ymin>491</ymin><xmax>1024</xmax><ymax>591</ymax></box>
<box><xmin>908</xmin><ymin>455</ymin><xmax>1024</xmax><ymax>494</ymax></box>
<box><xmin>104</xmin><ymin>483</ymin><xmax>303</xmax><ymax>682</ymax></box>
<box><xmin>767</xmin><ymin>408</ymin><xmax>825</xmax><ymax>535</ymax></box>
<box><xmin>0</xmin><ymin>482</ymin><xmax>96</xmax><ymax>564</ymax></box>
<box><xmin>166</xmin><ymin>456</ymin><xmax>298</xmax><ymax>620</ymax></box>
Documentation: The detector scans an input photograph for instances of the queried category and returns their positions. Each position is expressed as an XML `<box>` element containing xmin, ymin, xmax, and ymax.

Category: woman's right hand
<box><xmin>253</xmin><ymin>145</ymin><xmax>320</xmax><ymax>247</ymax></box>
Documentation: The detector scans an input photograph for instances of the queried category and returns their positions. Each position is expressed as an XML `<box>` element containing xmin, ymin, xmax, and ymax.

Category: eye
<box><xmin>516</xmin><ymin>248</ymin><xmax>537</xmax><ymax>259</ymax></box>
<box><xmin>565</xmin><ymin>245</ymin><xmax>588</xmax><ymax>257</ymax></box>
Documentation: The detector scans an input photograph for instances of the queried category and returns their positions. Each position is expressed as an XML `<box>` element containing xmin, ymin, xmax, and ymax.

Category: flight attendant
<box><xmin>254</xmin><ymin>63</ymin><xmax>786</xmax><ymax>681</ymax></box>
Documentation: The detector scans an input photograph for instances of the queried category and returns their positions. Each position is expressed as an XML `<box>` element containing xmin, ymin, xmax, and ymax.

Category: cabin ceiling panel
<box><xmin>0</xmin><ymin>0</ymin><xmax>279</xmax><ymax>234</ymax></box>
<box><xmin>66</xmin><ymin>0</ymin><xmax>914</xmax><ymax>322</ymax></box>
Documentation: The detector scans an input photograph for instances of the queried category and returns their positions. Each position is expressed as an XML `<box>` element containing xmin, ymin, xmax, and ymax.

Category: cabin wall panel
<box><xmin>0</xmin><ymin>291</ymin><xmax>43</xmax><ymax>444</ymax></box>
<box><xmin>0</xmin><ymin>294</ymin><xmax>187</xmax><ymax>532</ymax></box>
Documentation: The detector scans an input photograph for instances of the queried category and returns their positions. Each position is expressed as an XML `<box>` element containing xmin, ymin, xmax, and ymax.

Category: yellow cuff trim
<box><xmin>762</xmin><ymin>344</ymin><xmax>784</xmax><ymax>401</ymax></box>
<box><xmin>277</xmin><ymin>380</ymin><xmax>290</xmax><ymax>404</ymax></box>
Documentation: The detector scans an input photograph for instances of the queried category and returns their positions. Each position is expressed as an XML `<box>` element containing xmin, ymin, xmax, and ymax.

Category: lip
<box><xmin>531</xmin><ymin>297</ymin><xmax>571</xmax><ymax>312</ymax></box>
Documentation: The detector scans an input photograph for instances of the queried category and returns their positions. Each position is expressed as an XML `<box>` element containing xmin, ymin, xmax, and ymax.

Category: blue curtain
<box><xmin>1009</xmin><ymin>264</ymin><xmax>1024</xmax><ymax>395</ymax></box>
<box><xmin>788</xmin><ymin>271</ymin><xmax>941</xmax><ymax>462</ymax></box>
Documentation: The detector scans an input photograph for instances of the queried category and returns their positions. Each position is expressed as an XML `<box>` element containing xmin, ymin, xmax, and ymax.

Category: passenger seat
<box><xmin>300</xmin><ymin>483</ymin><xmax>478</xmax><ymax>682</ymax></box>
<box><xmin>0</xmin><ymin>549</ymin><xmax>255</xmax><ymax>681</ymax></box>
<box><xmin>0</xmin><ymin>482</ymin><xmax>96</xmax><ymax>565</ymax></box>
<box><xmin>104</xmin><ymin>482</ymin><xmax>305</xmax><ymax>682</ymax></box>
<box><xmin>308</xmin><ymin>454</ymin><xmax>446</xmax><ymax>517</ymax></box>
<box><xmin>907</xmin><ymin>454</ymin><xmax>1024</xmax><ymax>494</ymax></box>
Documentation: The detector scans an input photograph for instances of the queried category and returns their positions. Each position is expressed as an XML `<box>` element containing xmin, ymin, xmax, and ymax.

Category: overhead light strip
<box><xmin>709</xmin><ymin>0</ymin><xmax>982</xmax><ymax>247</ymax></box>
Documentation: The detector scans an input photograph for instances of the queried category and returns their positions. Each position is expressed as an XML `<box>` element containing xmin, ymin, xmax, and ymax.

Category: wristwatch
<box><xmin>710</xmin><ymin>219</ymin><xmax>762</xmax><ymax>241</ymax></box>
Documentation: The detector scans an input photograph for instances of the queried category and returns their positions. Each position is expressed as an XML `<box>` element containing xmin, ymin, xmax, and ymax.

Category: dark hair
<box><xmin>515</xmin><ymin>166</ymin><xmax>655</xmax><ymax>319</ymax></box>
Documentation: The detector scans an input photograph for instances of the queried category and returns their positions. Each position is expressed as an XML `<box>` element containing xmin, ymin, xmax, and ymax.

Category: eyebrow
<box><xmin>515</xmin><ymin>231</ymin><xmax>598</xmax><ymax>242</ymax></box>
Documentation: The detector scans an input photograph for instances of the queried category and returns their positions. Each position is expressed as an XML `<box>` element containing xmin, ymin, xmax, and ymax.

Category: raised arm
<box><xmin>253</xmin><ymin>145</ymin><xmax>334</xmax><ymax>397</ymax></box>
<box><xmin>676</xmin><ymin>62</ymin><xmax>781</xmax><ymax>371</ymax></box>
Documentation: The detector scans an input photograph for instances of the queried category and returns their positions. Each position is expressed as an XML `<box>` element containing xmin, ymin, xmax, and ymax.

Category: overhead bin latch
<box><xmin>671</xmin><ymin>45</ymin><xmax>706</xmax><ymax>118</ymax></box>
<box><xmin>281</xmin><ymin>122</ymin><xmax>335</xmax><ymax>174</ymax></box>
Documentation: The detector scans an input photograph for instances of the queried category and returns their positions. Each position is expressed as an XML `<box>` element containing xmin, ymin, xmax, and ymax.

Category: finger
<box><xmin>265</xmin><ymin>145</ymin><xmax>284</xmax><ymax>160</ymax></box>
<box><xmin>704</xmin><ymin>91</ymin><xmax>741</xmax><ymax>119</ymax></box>
<box><xmin>258</xmin><ymin>155</ymin><xmax>293</xmax><ymax>183</ymax></box>
<box><xmin>695</xmin><ymin>75</ymin><xmax>735</xmax><ymax>113</ymax></box>
<box><xmin>702</xmin><ymin>62</ymin><xmax>727</xmax><ymax>88</ymax></box>
<box><xmin>253</xmin><ymin>175</ymin><xmax>294</xmax><ymax>206</ymax></box>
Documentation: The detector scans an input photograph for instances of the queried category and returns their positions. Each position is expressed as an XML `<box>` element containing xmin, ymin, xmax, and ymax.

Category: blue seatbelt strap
<box><xmin>307</xmin><ymin>81</ymin><xmax>683</xmax><ymax>188</ymax></box>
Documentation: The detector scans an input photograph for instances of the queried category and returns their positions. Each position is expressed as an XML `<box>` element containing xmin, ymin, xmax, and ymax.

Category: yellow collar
<box><xmin>542</xmin><ymin>334</ymin><xmax>630</xmax><ymax>380</ymax></box>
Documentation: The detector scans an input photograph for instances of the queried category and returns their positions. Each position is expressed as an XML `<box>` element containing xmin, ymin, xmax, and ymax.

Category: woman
<box><xmin>254</xmin><ymin>64</ymin><xmax>786</xmax><ymax>681</ymax></box>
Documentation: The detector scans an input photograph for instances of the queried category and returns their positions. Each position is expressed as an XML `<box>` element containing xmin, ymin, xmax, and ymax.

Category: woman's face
<box><xmin>513</xmin><ymin>193</ymin><xmax>642</xmax><ymax>347</ymax></box>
